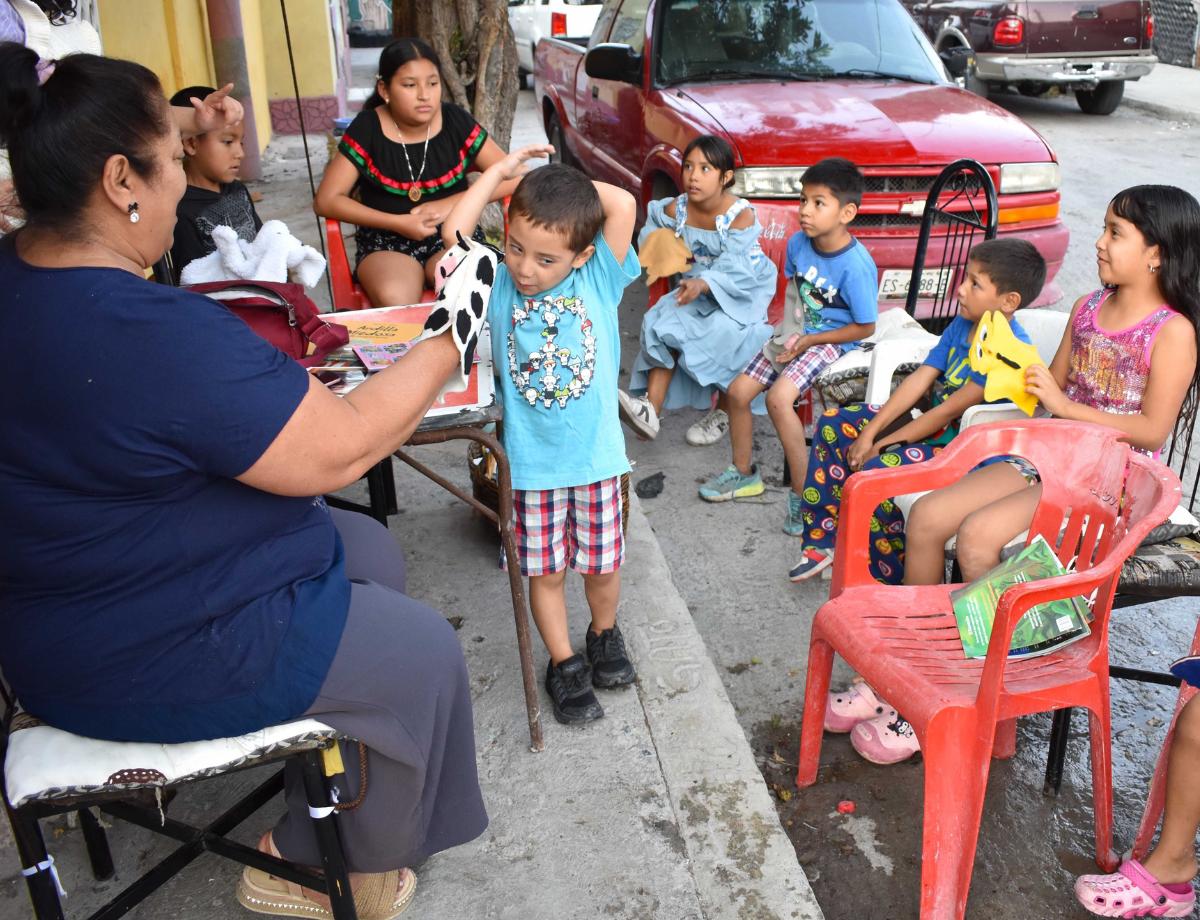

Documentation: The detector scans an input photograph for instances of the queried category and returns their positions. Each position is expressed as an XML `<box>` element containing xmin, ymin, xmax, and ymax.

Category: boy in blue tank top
<box><xmin>444</xmin><ymin>146</ymin><xmax>640</xmax><ymax>725</ymax></box>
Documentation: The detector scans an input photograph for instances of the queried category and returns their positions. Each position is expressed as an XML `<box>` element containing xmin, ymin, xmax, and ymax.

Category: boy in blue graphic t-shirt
<box><xmin>700</xmin><ymin>158</ymin><xmax>879</xmax><ymax>537</ymax></box>
<box><xmin>444</xmin><ymin>146</ymin><xmax>640</xmax><ymax>725</ymax></box>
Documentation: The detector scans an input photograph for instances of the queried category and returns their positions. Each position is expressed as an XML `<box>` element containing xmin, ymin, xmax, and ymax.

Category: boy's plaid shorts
<box><xmin>508</xmin><ymin>476</ymin><xmax>624</xmax><ymax>577</ymax></box>
<box><xmin>742</xmin><ymin>343</ymin><xmax>841</xmax><ymax>392</ymax></box>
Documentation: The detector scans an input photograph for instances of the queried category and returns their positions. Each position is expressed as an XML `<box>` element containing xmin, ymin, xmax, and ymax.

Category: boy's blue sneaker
<box><xmin>789</xmin><ymin>549</ymin><xmax>834</xmax><ymax>582</ymax></box>
<box><xmin>698</xmin><ymin>465</ymin><xmax>764</xmax><ymax>502</ymax></box>
<box><xmin>783</xmin><ymin>491</ymin><xmax>805</xmax><ymax>536</ymax></box>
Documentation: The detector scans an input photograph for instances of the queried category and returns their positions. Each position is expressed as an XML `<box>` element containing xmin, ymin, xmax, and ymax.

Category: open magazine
<box><xmin>951</xmin><ymin>534</ymin><xmax>1092</xmax><ymax>660</ymax></box>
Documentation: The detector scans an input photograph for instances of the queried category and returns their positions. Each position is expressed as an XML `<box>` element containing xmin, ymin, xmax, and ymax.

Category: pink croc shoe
<box><xmin>824</xmin><ymin>679</ymin><xmax>896</xmax><ymax>734</ymax></box>
<box><xmin>850</xmin><ymin>712</ymin><xmax>921</xmax><ymax>765</ymax></box>
<box><xmin>1075</xmin><ymin>860</ymin><xmax>1196</xmax><ymax>917</ymax></box>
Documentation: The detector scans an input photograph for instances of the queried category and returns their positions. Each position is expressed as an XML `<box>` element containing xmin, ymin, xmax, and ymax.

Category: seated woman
<box><xmin>0</xmin><ymin>45</ymin><xmax>486</xmax><ymax>919</ymax></box>
<box><xmin>315</xmin><ymin>37</ymin><xmax>514</xmax><ymax>307</ymax></box>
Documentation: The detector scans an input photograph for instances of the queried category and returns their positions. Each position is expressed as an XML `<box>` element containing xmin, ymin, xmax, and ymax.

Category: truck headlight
<box><xmin>730</xmin><ymin>167</ymin><xmax>807</xmax><ymax>198</ymax></box>
<box><xmin>999</xmin><ymin>162</ymin><xmax>1060</xmax><ymax>194</ymax></box>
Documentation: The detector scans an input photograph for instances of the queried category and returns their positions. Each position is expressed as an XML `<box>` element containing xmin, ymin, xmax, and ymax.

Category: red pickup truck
<box><xmin>535</xmin><ymin>0</ymin><xmax>1070</xmax><ymax>318</ymax></box>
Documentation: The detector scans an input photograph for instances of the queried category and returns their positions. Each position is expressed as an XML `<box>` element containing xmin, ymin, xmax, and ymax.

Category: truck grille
<box><xmin>862</xmin><ymin>175</ymin><xmax>939</xmax><ymax>194</ymax></box>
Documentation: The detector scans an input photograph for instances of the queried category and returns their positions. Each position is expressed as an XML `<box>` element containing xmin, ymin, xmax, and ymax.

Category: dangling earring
<box><xmin>127</xmin><ymin>202</ymin><xmax>140</xmax><ymax>224</ymax></box>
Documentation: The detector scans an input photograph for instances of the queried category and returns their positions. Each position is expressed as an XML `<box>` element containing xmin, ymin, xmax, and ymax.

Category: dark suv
<box><xmin>902</xmin><ymin>0</ymin><xmax>1156</xmax><ymax>113</ymax></box>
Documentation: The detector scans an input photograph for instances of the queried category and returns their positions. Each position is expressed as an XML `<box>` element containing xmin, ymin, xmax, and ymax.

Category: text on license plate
<box><xmin>878</xmin><ymin>268</ymin><xmax>952</xmax><ymax>299</ymax></box>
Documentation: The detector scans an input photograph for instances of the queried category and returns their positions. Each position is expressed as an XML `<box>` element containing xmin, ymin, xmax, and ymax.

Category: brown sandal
<box><xmin>235</xmin><ymin>833</ymin><xmax>416</xmax><ymax>919</ymax></box>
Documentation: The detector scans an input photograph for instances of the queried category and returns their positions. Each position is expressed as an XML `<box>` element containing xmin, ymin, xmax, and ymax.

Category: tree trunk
<box><xmin>391</xmin><ymin>0</ymin><xmax>519</xmax><ymax>150</ymax></box>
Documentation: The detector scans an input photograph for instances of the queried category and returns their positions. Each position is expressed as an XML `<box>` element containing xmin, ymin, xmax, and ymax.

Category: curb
<box><xmin>621</xmin><ymin>494</ymin><xmax>825</xmax><ymax>920</ymax></box>
<box><xmin>1122</xmin><ymin>95</ymin><xmax>1198</xmax><ymax>122</ymax></box>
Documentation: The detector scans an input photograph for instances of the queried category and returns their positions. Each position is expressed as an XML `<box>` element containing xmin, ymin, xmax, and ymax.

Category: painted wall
<box><xmin>260</xmin><ymin>0</ymin><xmax>337</xmax><ymax>100</ymax></box>
<box><xmin>239</xmin><ymin>0</ymin><xmax>273</xmax><ymax>150</ymax></box>
<box><xmin>98</xmin><ymin>0</ymin><xmax>215</xmax><ymax>96</ymax></box>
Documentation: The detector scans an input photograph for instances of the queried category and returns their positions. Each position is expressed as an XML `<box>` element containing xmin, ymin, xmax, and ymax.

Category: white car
<box><xmin>508</xmin><ymin>0</ymin><xmax>602</xmax><ymax>77</ymax></box>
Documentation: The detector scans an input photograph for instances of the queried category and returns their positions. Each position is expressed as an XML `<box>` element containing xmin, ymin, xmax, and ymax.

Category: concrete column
<box><xmin>205</xmin><ymin>0</ymin><xmax>262</xmax><ymax>180</ymax></box>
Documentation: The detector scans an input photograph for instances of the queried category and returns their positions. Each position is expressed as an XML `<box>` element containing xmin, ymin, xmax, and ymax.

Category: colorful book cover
<box><xmin>951</xmin><ymin>534</ymin><xmax>1092</xmax><ymax>659</ymax></box>
<box><xmin>353</xmin><ymin>342</ymin><xmax>411</xmax><ymax>371</ymax></box>
<box><xmin>316</xmin><ymin>304</ymin><xmax>494</xmax><ymax>417</ymax></box>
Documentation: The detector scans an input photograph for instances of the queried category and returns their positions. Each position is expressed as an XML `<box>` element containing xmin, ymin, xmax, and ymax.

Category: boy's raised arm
<box><xmin>593</xmin><ymin>181</ymin><xmax>637</xmax><ymax>263</ymax></box>
<box><xmin>442</xmin><ymin>144</ymin><xmax>555</xmax><ymax>250</ymax></box>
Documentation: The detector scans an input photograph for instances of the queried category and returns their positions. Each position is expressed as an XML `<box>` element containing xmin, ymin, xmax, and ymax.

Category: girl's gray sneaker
<box><xmin>618</xmin><ymin>390</ymin><xmax>660</xmax><ymax>440</ymax></box>
<box><xmin>685</xmin><ymin>408</ymin><xmax>729</xmax><ymax>446</ymax></box>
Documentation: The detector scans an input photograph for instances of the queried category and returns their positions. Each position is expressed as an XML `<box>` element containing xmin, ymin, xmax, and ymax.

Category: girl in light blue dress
<box><xmin>619</xmin><ymin>136</ymin><xmax>778</xmax><ymax>446</ymax></box>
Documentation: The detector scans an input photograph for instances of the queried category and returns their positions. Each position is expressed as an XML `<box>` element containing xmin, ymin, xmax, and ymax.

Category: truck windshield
<box><xmin>656</xmin><ymin>0</ymin><xmax>945</xmax><ymax>86</ymax></box>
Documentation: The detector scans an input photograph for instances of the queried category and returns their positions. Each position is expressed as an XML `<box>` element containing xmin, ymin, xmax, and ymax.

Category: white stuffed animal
<box><xmin>179</xmin><ymin>220</ymin><xmax>326</xmax><ymax>288</ymax></box>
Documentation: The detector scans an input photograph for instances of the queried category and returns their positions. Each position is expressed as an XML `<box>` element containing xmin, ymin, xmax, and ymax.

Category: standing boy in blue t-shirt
<box><xmin>444</xmin><ymin>147</ymin><xmax>640</xmax><ymax>725</ymax></box>
<box><xmin>699</xmin><ymin>158</ymin><xmax>878</xmax><ymax>538</ymax></box>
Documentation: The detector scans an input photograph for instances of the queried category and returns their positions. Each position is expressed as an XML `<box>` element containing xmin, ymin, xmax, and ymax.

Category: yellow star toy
<box><xmin>968</xmin><ymin>310</ymin><xmax>1042</xmax><ymax>416</ymax></box>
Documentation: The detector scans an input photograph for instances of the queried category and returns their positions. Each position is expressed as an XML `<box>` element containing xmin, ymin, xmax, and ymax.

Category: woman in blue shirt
<box><xmin>0</xmin><ymin>44</ymin><xmax>485</xmax><ymax>918</ymax></box>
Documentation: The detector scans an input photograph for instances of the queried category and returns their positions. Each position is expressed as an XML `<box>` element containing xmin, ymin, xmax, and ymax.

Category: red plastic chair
<box><xmin>1130</xmin><ymin>614</ymin><xmax>1200</xmax><ymax>861</ymax></box>
<box><xmin>795</xmin><ymin>420</ymin><xmax>1180</xmax><ymax>920</ymax></box>
<box><xmin>324</xmin><ymin>218</ymin><xmax>373</xmax><ymax>311</ymax></box>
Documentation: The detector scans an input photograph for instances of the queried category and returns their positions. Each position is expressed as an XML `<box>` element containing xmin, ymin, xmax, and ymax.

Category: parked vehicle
<box><xmin>901</xmin><ymin>0</ymin><xmax>1156</xmax><ymax>114</ymax></box>
<box><xmin>509</xmin><ymin>0</ymin><xmax>603</xmax><ymax>80</ymax></box>
<box><xmin>534</xmin><ymin>0</ymin><xmax>1070</xmax><ymax>318</ymax></box>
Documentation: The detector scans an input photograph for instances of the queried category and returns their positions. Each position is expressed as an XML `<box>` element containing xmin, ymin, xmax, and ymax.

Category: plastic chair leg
<box><xmin>918</xmin><ymin>712</ymin><xmax>991</xmax><ymax>920</ymax></box>
<box><xmin>992</xmin><ymin>718</ymin><xmax>1017</xmax><ymax>760</ymax></box>
<box><xmin>796</xmin><ymin>635</ymin><xmax>834</xmax><ymax>788</ymax></box>
<box><xmin>1086</xmin><ymin>702</ymin><xmax>1119</xmax><ymax>872</ymax></box>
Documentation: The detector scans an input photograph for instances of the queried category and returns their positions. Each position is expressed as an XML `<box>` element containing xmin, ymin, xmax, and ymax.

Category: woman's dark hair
<box><xmin>0</xmin><ymin>43</ymin><xmax>169</xmax><ymax>233</ymax></box>
<box><xmin>682</xmin><ymin>134</ymin><xmax>736</xmax><ymax>189</ymax></box>
<box><xmin>33</xmin><ymin>0</ymin><xmax>78</xmax><ymax>24</ymax></box>
<box><xmin>1111</xmin><ymin>184</ymin><xmax>1200</xmax><ymax>436</ymax></box>
<box><xmin>363</xmin><ymin>38</ymin><xmax>443</xmax><ymax>111</ymax></box>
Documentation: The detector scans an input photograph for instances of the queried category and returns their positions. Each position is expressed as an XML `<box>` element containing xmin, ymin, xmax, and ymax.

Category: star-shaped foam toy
<box><xmin>638</xmin><ymin>228</ymin><xmax>694</xmax><ymax>285</ymax></box>
<box><xmin>968</xmin><ymin>310</ymin><xmax>1042</xmax><ymax>416</ymax></box>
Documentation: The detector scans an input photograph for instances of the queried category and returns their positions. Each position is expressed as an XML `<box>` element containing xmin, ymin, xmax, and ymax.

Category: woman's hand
<box><xmin>846</xmin><ymin>434</ymin><xmax>878</xmax><ymax>472</ymax></box>
<box><xmin>675</xmin><ymin>278</ymin><xmax>709</xmax><ymax>305</ymax></box>
<box><xmin>1024</xmin><ymin>363</ymin><xmax>1069</xmax><ymax>416</ymax></box>
<box><xmin>191</xmin><ymin>84</ymin><xmax>244</xmax><ymax>133</ymax></box>
<box><xmin>491</xmin><ymin>144</ymin><xmax>556</xmax><ymax>181</ymax></box>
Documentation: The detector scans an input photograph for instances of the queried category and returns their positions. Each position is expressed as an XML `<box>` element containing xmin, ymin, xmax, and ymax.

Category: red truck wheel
<box><xmin>1075</xmin><ymin>80</ymin><xmax>1124</xmax><ymax>115</ymax></box>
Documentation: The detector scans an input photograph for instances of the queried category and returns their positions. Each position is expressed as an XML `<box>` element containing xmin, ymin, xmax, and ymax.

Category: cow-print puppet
<box><xmin>414</xmin><ymin>232</ymin><xmax>500</xmax><ymax>396</ymax></box>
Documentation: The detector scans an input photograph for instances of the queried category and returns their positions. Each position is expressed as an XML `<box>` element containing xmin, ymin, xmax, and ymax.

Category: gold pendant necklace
<box><xmin>390</xmin><ymin>111</ymin><xmax>431</xmax><ymax>204</ymax></box>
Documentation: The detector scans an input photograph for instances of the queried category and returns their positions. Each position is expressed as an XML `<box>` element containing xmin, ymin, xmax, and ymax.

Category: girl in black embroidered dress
<box><xmin>315</xmin><ymin>38</ymin><xmax>514</xmax><ymax>305</ymax></box>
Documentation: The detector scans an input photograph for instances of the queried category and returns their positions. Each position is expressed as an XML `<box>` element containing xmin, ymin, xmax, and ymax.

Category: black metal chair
<box><xmin>903</xmin><ymin>158</ymin><xmax>999</xmax><ymax>335</ymax></box>
<box><xmin>1</xmin><ymin>683</ymin><xmax>363</xmax><ymax>920</ymax></box>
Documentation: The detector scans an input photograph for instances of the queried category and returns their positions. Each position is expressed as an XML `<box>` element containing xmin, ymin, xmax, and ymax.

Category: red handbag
<box><xmin>186</xmin><ymin>280</ymin><xmax>349</xmax><ymax>367</ymax></box>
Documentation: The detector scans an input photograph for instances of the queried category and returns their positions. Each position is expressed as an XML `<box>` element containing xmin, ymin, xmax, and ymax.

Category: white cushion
<box><xmin>4</xmin><ymin>717</ymin><xmax>336</xmax><ymax>808</ymax></box>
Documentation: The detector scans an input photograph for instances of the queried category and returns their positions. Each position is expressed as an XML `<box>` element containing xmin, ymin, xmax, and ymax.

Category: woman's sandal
<box><xmin>1074</xmin><ymin>859</ymin><xmax>1196</xmax><ymax>918</ymax></box>
<box><xmin>236</xmin><ymin>833</ymin><xmax>417</xmax><ymax>919</ymax></box>
<box><xmin>825</xmin><ymin>678</ymin><xmax>896</xmax><ymax>734</ymax></box>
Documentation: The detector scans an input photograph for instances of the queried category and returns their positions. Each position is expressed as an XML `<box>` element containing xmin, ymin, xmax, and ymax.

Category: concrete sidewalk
<box><xmin>1123</xmin><ymin>61</ymin><xmax>1200</xmax><ymax>121</ymax></box>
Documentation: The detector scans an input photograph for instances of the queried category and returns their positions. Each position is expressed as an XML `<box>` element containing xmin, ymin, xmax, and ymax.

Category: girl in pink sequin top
<box><xmin>905</xmin><ymin>184</ymin><xmax>1200</xmax><ymax>588</ymax></box>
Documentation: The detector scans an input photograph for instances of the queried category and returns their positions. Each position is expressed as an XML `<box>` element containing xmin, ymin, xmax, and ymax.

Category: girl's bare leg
<box><xmin>903</xmin><ymin>463</ymin><xmax>1032</xmax><ymax>585</ymax></box>
<box><xmin>646</xmin><ymin>366</ymin><xmax>675</xmax><ymax>415</ymax></box>
<box><xmin>357</xmin><ymin>250</ymin><xmax>426</xmax><ymax>306</ymax></box>
<box><xmin>1141</xmin><ymin>696</ymin><xmax>1200</xmax><ymax>884</ymax></box>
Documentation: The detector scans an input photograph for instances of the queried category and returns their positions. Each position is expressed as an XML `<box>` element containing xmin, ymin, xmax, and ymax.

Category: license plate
<box><xmin>879</xmin><ymin>268</ymin><xmax>952</xmax><ymax>299</ymax></box>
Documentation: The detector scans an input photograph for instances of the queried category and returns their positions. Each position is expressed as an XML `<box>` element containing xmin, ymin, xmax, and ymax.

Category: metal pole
<box><xmin>205</xmin><ymin>0</ymin><xmax>263</xmax><ymax>180</ymax></box>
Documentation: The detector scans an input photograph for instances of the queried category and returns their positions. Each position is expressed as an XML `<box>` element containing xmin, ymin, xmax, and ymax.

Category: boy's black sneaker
<box><xmin>545</xmin><ymin>654</ymin><xmax>604</xmax><ymax>724</ymax></box>
<box><xmin>585</xmin><ymin>624</ymin><xmax>637</xmax><ymax>689</ymax></box>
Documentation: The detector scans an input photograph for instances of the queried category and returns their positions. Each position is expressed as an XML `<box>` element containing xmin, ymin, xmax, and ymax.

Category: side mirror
<box><xmin>585</xmin><ymin>43</ymin><xmax>643</xmax><ymax>85</ymax></box>
<box><xmin>938</xmin><ymin>46</ymin><xmax>974</xmax><ymax>78</ymax></box>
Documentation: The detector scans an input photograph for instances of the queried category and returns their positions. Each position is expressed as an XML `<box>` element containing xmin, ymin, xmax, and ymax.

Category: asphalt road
<box><xmin>615</xmin><ymin>92</ymin><xmax>1200</xmax><ymax>920</ymax></box>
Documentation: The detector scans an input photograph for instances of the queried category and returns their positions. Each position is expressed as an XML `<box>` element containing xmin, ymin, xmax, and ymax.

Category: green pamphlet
<box><xmin>951</xmin><ymin>534</ymin><xmax>1092</xmax><ymax>659</ymax></box>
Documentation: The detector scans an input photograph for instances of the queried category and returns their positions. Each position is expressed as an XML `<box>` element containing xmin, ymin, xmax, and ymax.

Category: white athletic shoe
<box><xmin>685</xmin><ymin>408</ymin><xmax>730</xmax><ymax>446</ymax></box>
<box><xmin>618</xmin><ymin>390</ymin><xmax>660</xmax><ymax>440</ymax></box>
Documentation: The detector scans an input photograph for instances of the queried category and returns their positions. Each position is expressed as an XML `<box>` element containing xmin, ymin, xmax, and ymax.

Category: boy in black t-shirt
<box><xmin>168</xmin><ymin>85</ymin><xmax>262</xmax><ymax>282</ymax></box>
